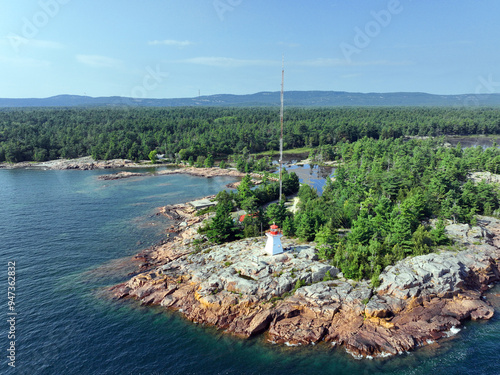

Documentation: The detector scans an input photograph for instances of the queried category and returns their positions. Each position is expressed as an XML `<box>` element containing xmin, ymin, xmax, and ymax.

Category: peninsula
<box><xmin>0</xmin><ymin>156</ymin><xmax>259</xmax><ymax>181</ymax></box>
<box><xmin>111</xmin><ymin>200</ymin><xmax>499</xmax><ymax>358</ymax></box>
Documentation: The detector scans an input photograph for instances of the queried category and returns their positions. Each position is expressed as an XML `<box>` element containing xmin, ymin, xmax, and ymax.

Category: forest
<box><xmin>289</xmin><ymin>137</ymin><xmax>499</xmax><ymax>284</ymax></box>
<box><xmin>1</xmin><ymin>106</ymin><xmax>500</xmax><ymax>163</ymax></box>
<box><xmin>198</xmin><ymin>136</ymin><xmax>500</xmax><ymax>285</ymax></box>
<box><xmin>1</xmin><ymin>106</ymin><xmax>499</xmax><ymax>285</ymax></box>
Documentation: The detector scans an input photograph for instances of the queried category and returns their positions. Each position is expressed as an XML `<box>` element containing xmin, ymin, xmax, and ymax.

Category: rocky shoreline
<box><xmin>0</xmin><ymin>156</ymin><xmax>142</xmax><ymax>170</ymax></box>
<box><xmin>0</xmin><ymin>157</ymin><xmax>260</xmax><ymax>181</ymax></box>
<box><xmin>110</xmin><ymin>201</ymin><xmax>500</xmax><ymax>359</ymax></box>
<box><xmin>97</xmin><ymin>167</ymin><xmax>259</xmax><ymax>181</ymax></box>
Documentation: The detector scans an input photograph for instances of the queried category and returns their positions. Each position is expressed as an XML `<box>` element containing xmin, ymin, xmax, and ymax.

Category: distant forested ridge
<box><xmin>1</xmin><ymin>106</ymin><xmax>500</xmax><ymax>163</ymax></box>
<box><xmin>2</xmin><ymin>91</ymin><xmax>500</xmax><ymax>107</ymax></box>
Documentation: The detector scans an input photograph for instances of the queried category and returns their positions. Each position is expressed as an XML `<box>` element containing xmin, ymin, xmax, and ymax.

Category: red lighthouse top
<box><xmin>269</xmin><ymin>224</ymin><xmax>280</xmax><ymax>236</ymax></box>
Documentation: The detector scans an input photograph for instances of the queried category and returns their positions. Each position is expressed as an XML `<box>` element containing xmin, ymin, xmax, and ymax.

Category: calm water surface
<box><xmin>1</xmin><ymin>168</ymin><xmax>499</xmax><ymax>375</ymax></box>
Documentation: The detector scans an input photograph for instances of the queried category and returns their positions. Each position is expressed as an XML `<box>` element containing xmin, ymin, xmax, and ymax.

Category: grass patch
<box><xmin>252</xmin><ymin>147</ymin><xmax>314</xmax><ymax>157</ymax></box>
<box><xmin>322</xmin><ymin>270</ymin><xmax>335</xmax><ymax>282</ymax></box>
<box><xmin>196</xmin><ymin>206</ymin><xmax>217</xmax><ymax>216</ymax></box>
<box><xmin>292</xmin><ymin>279</ymin><xmax>307</xmax><ymax>293</ymax></box>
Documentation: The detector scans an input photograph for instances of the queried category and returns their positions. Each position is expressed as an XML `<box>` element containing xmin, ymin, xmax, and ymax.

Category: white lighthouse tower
<box><xmin>265</xmin><ymin>223</ymin><xmax>283</xmax><ymax>256</ymax></box>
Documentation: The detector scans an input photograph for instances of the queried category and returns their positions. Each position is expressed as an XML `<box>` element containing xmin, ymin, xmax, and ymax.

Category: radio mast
<box><xmin>279</xmin><ymin>57</ymin><xmax>284</xmax><ymax>202</ymax></box>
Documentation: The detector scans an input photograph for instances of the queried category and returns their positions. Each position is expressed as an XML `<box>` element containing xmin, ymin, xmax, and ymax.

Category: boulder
<box><xmin>246</xmin><ymin>310</ymin><xmax>274</xmax><ymax>336</ymax></box>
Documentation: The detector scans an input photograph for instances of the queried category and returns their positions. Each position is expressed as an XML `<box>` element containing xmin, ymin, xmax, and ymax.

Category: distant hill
<box><xmin>1</xmin><ymin>91</ymin><xmax>500</xmax><ymax>108</ymax></box>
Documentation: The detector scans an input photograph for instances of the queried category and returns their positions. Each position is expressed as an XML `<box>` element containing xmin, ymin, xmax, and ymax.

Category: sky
<box><xmin>1</xmin><ymin>0</ymin><xmax>499</xmax><ymax>99</ymax></box>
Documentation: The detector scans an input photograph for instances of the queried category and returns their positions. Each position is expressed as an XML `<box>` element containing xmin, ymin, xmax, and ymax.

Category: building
<box><xmin>264</xmin><ymin>223</ymin><xmax>283</xmax><ymax>256</ymax></box>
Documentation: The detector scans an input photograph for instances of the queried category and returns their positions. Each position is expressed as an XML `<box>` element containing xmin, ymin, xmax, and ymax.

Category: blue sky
<box><xmin>1</xmin><ymin>0</ymin><xmax>499</xmax><ymax>98</ymax></box>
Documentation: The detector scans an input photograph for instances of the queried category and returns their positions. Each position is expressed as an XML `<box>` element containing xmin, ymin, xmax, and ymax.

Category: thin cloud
<box><xmin>341</xmin><ymin>73</ymin><xmax>362</xmax><ymax>79</ymax></box>
<box><xmin>277</xmin><ymin>41</ymin><xmax>301</xmax><ymax>48</ymax></box>
<box><xmin>0</xmin><ymin>55</ymin><xmax>51</xmax><ymax>67</ymax></box>
<box><xmin>0</xmin><ymin>36</ymin><xmax>64</xmax><ymax>49</ymax></box>
<box><xmin>76</xmin><ymin>54</ymin><xmax>122</xmax><ymax>68</ymax></box>
<box><xmin>25</xmin><ymin>39</ymin><xmax>64</xmax><ymax>49</ymax></box>
<box><xmin>176</xmin><ymin>56</ymin><xmax>411</xmax><ymax>68</ymax></box>
<box><xmin>294</xmin><ymin>58</ymin><xmax>414</xmax><ymax>67</ymax></box>
<box><xmin>393</xmin><ymin>40</ymin><xmax>474</xmax><ymax>49</ymax></box>
<box><xmin>148</xmin><ymin>39</ymin><xmax>194</xmax><ymax>47</ymax></box>
<box><xmin>180</xmin><ymin>57</ymin><xmax>276</xmax><ymax>67</ymax></box>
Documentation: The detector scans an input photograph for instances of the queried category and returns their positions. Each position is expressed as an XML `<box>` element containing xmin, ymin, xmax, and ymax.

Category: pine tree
<box><xmin>282</xmin><ymin>216</ymin><xmax>295</xmax><ymax>236</ymax></box>
<box><xmin>295</xmin><ymin>212</ymin><xmax>315</xmax><ymax>241</ymax></box>
<box><xmin>315</xmin><ymin>219</ymin><xmax>338</xmax><ymax>260</ymax></box>
<box><xmin>204</xmin><ymin>154</ymin><xmax>214</xmax><ymax>168</ymax></box>
<box><xmin>205</xmin><ymin>201</ymin><xmax>235</xmax><ymax>244</ymax></box>
<box><xmin>266</xmin><ymin>201</ymin><xmax>289</xmax><ymax>226</ymax></box>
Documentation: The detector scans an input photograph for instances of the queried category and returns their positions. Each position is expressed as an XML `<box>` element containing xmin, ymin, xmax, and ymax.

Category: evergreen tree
<box><xmin>265</xmin><ymin>201</ymin><xmax>290</xmax><ymax>226</ymax></box>
<box><xmin>315</xmin><ymin>219</ymin><xmax>338</xmax><ymax>260</ymax></box>
<box><xmin>295</xmin><ymin>211</ymin><xmax>316</xmax><ymax>241</ymax></box>
<box><xmin>205</xmin><ymin>201</ymin><xmax>235</xmax><ymax>244</ymax></box>
<box><xmin>204</xmin><ymin>154</ymin><xmax>214</xmax><ymax>168</ymax></box>
<box><xmin>412</xmin><ymin>225</ymin><xmax>433</xmax><ymax>256</ymax></box>
<box><xmin>148</xmin><ymin>150</ymin><xmax>158</xmax><ymax>164</ymax></box>
<box><xmin>282</xmin><ymin>216</ymin><xmax>295</xmax><ymax>236</ymax></box>
<box><xmin>237</xmin><ymin>174</ymin><xmax>254</xmax><ymax>202</ymax></box>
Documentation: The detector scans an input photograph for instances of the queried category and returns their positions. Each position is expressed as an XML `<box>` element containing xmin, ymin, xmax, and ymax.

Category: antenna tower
<box><xmin>279</xmin><ymin>57</ymin><xmax>284</xmax><ymax>202</ymax></box>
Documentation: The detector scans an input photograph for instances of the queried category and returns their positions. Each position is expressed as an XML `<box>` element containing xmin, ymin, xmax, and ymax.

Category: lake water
<box><xmin>279</xmin><ymin>154</ymin><xmax>335</xmax><ymax>194</ymax></box>
<box><xmin>445</xmin><ymin>136</ymin><xmax>500</xmax><ymax>149</ymax></box>
<box><xmin>1</xmin><ymin>168</ymin><xmax>499</xmax><ymax>375</ymax></box>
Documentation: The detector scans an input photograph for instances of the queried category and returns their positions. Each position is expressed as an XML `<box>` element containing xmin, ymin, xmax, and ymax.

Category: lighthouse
<box><xmin>264</xmin><ymin>223</ymin><xmax>283</xmax><ymax>256</ymax></box>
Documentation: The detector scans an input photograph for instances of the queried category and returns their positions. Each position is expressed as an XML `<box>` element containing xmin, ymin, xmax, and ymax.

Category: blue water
<box><xmin>284</xmin><ymin>163</ymin><xmax>333</xmax><ymax>194</ymax></box>
<box><xmin>1</xmin><ymin>169</ymin><xmax>499</xmax><ymax>375</ymax></box>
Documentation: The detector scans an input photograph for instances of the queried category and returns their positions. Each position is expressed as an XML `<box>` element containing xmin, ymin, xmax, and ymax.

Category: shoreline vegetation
<box><xmin>1</xmin><ymin>107</ymin><xmax>500</xmax><ymax>165</ymax></box>
<box><xmin>2</xmin><ymin>106</ymin><xmax>500</xmax><ymax>358</ymax></box>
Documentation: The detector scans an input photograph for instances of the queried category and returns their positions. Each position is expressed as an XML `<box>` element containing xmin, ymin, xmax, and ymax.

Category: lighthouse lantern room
<box><xmin>264</xmin><ymin>223</ymin><xmax>283</xmax><ymax>256</ymax></box>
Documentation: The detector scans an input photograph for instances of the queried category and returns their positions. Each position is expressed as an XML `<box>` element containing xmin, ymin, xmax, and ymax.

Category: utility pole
<box><xmin>279</xmin><ymin>56</ymin><xmax>284</xmax><ymax>202</ymax></box>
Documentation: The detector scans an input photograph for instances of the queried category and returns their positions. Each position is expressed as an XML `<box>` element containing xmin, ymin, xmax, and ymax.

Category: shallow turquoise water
<box><xmin>0</xmin><ymin>169</ymin><xmax>498</xmax><ymax>375</ymax></box>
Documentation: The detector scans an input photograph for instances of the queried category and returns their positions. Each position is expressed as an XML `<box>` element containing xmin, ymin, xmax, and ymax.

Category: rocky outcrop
<box><xmin>99</xmin><ymin>167</ymin><xmax>260</xmax><ymax>181</ymax></box>
<box><xmin>110</xmin><ymin>215</ymin><xmax>500</xmax><ymax>358</ymax></box>
<box><xmin>1</xmin><ymin>157</ymin><xmax>139</xmax><ymax>170</ymax></box>
<box><xmin>469</xmin><ymin>171</ymin><xmax>500</xmax><ymax>185</ymax></box>
<box><xmin>1</xmin><ymin>157</ymin><xmax>254</xmax><ymax>180</ymax></box>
